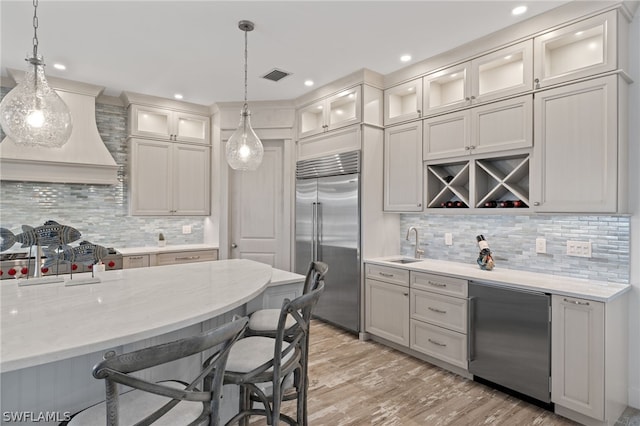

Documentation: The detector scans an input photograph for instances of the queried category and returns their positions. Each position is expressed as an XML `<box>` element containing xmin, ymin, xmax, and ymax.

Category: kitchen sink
<box><xmin>388</xmin><ymin>258</ymin><xmax>422</xmax><ymax>264</ymax></box>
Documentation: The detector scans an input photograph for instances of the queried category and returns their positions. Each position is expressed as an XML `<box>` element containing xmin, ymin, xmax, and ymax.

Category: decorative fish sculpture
<box><xmin>0</xmin><ymin>221</ymin><xmax>82</xmax><ymax>252</ymax></box>
<box><xmin>43</xmin><ymin>241</ymin><xmax>109</xmax><ymax>268</ymax></box>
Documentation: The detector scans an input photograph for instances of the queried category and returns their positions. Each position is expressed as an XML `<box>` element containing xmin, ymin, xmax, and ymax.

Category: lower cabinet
<box><xmin>409</xmin><ymin>271</ymin><xmax>468</xmax><ymax>369</ymax></box>
<box><xmin>364</xmin><ymin>264</ymin><xmax>410</xmax><ymax>346</ymax></box>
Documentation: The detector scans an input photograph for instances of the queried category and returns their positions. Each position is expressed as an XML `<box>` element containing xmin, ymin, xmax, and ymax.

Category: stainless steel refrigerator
<box><xmin>295</xmin><ymin>150</ymin><xmax>360</xmax><ymax>333</ymax></box>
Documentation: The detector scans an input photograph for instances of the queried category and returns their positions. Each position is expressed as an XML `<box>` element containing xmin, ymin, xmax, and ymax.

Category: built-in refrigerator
<box><xmin>295</xmin><ymin>150</ymin><xmax>360</xmax><ymax>333</ymax></box>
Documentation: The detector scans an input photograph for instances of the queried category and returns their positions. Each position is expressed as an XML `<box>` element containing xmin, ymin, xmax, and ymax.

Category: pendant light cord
<box><xmin>32</xmin><ymin>0</ymin><xmax>39</xmax><ymax>58</ymax></box>
<box><xmin>243</xmin><ymin>27</ymin><xmax>248</xmax><ymax>108</ymax></box>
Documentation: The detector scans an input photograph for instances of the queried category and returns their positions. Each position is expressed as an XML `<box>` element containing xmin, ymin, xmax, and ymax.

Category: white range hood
<box><xmin>0</xmin><ymin>70</ymin><xmax>118</xmax><ymax>185</ymax></box>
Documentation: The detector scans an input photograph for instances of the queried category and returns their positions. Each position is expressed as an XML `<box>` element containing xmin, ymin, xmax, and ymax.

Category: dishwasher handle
<box><xmin>468</xmin><ymin>296</ymin><xmax>475</xmax><ymax>362</ymax></box>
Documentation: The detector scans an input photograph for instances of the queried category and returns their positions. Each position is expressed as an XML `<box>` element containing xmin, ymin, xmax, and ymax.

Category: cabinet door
<box><xmin>298</xmin><ymin>99</ymin><xmax>327</xmax><ymax>139</ymax></box>
<box><xmin>471</xmin><ymin>95</ymin><xmax>532</xmax><ymax>156</ymax></box>
<box><xmin>472</xmin><ymin>40</ymin><xmax>533</xmax><ymax>103</ymax></box>
<box><xmin>130</xmin><ymin>105</ymin><xmax>173</xmax><ymax>140</ymax></box>
<box><xmin>384</xmin><ymin>122</ymin><xmax>423</xmax><ymax>212</ymax></box>
<box><xmin>423</xmin><ymin>62</ymin><xmax>470</xmax><ymax>116</ymax></box>
<box><xmin>384</xmin><ymin>79</ymin><xmax>423</xmax><ymax>125</ymax></box>
<box><xmin>534</xmin><ymin>11</ymin><xmax>617</xmax><ymax>88</ymax></box>
<box><xmin>423</xmin><ymin>110</ymin><xmax>469</xmax><ymax>161</ymax></box>
<box><xmin>130</xmin><ymin>138</ymin><xmax>172</xmax><ymax>215</ymax></box>
<box><xmin>175</xmin><ymin>112</ymin><xmax>210</xmax><ymax>145</ymax></box>
<box><xmin>327</xmin><ymin>86</ymin><xmax>361</xmax><ymax>132</ymax></box>
<box><xmin>173</xmin><ymin>143</ymin><xmax>210</xmax><ymax>215</ymax></box>
<box><xmin>532</xmin><ymin>75</ymin><xmax>617</xmax><ymax>212</ymax></box>
<box><xmin>551</xmin><ymin>295</ymin><xmax>605</xmax><ymax>420</ymax></box>
<box><xmin>365</xmin><ymin>278</ymin><xmax>410</xmax><ymax>346</ymax></box>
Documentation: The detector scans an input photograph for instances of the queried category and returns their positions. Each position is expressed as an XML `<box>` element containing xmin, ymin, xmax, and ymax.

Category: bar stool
<box><xmin>65</xmin><ymin>317</ymin><xmax>248</xmax><ymax>426</ymax></box>
<box><xmin>247</xmin><ymin>261</ymin><xmax>328</xmax><ymax>336</ymax></box>
<box><xmin>218</xmin><ymin>278</ymin><xmax>325</xmax><ymax>426</ymax></box>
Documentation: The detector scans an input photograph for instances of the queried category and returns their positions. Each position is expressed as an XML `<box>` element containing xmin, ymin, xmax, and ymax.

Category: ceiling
<box><xmin>1</xmin><ymin>1</ymin><xmax>571</xmax><ymax>106</ymax></box>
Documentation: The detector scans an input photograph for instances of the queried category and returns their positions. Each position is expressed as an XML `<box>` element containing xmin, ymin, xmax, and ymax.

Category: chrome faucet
<box><xmin>406</xmin><ymin>226</ymin><xmax>425</xmax><ymax>259</ymax></box>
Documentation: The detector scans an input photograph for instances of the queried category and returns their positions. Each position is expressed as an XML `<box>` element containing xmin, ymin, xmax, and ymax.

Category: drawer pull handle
<box><xmin>175</xmin><ymin>256</ymin><xmax>201</xmax><ymax>261</ymax></box>
<box><xmin>379</xmin><ymin>272</ymin><xmax>394</xmax><ymax>278</ymax></box>
<box><xmin>428</xmin><ymin>307</ymin><xmax>447</xmax><ymax>314</ymax></box>
<box><xmin>428</xmin><ymin>338</ymin><xmax>447</xmax><ymax>347</ymax></box>
<box><xmin>427</xmin><ymin>281</ymin><xmax>446</xmax><ymax>287</ymax></box>
<box><xmin>130</xmin><ymin>256</ymin><xmax>144</xmax><ymax>260</ymax></box>
<box><xmin>563</xmin><ymin>298</ymin><xmax>590</xmax><ymax>306</ymax></box>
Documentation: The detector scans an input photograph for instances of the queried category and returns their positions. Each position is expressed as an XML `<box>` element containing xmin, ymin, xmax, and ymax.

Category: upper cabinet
<box><xmin>384</xmin><ymin>78</ymin><xmax>423</xmax><ymax>126</ymax></box>
<box><xmin>533</xmin><ymin>11</ymin><xmax>617</xmax><ymax>89</ymax></box>
<box><xmin>298</xmin><ymin>86</ymin><xmax>362</xmax><ymax>139</ymax></box>
<box><xmin>129</xmin><ymin>104</ymin><xmax>210</xmax><ymax>145</ymax></box>
<box><xmin>422</xmin><ymin>41</ymin><xmax>533</xmax><ymax>117</ymax></box>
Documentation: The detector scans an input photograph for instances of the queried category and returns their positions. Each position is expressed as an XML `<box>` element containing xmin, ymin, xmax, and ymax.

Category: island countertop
<box><xmin>0</xmin><ymin>259</ymin><xmax>285</xmax><ymax>373</ymax></box>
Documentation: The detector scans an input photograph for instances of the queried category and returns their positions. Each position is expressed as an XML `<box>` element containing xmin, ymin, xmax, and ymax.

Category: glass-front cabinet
<box><xmin>384</xmin><ymin>78</ymin><xmax>423</xmax><ymax>125</ymax></box>
<box><xmin>423</xmin><ymin>63</ymin><xmax>470</xmax><ymax>116</ymax></box>
<box><xmin>298</xmin><ymin>86</ymin><xmax>361</xmax><ymax>138</ymax></box>
<box><xmin>534</xmin><ymin>10</ymin><xmax>617</xmax><ymax>88</ymax></box>
<box><xmin>129</xmin><ymin>105</ymin><xmax>210</xmax><ymax>144</ymax></box>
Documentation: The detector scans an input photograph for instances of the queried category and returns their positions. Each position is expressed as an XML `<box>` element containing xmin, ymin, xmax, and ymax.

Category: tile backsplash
<box><xmin>0</xmin><ymin>88</ymin><xmax>205</xmax><ymax>249</ymax></box>
<box><xmin>400</xmin><ymin>214</ymin><xmax>630</xmax><ymax>283</ymax></box>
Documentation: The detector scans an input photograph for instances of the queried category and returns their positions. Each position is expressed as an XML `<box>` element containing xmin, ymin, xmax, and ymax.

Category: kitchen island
<box><xmin>0</xmin><ymin>259</ymin><xmax>304</xmax><ymax>424</ymax></box>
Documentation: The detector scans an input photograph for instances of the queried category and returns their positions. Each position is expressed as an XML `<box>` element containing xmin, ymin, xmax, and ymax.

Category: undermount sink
<box><xmin>388</xmin><ymin>258</ymin><xmax>422</xmax><ymax>264</ymax></box>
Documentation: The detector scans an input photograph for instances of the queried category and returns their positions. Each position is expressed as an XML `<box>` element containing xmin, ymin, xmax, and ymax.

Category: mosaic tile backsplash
<box><xmin>0</xmin><ymin>87</ymin><xmax>205</xmax><ymax>249</ymax></box>
<box><xmin>400</xmin><ymin>214</ymin><xmax>630</xmax><ymax>283</ymax></box>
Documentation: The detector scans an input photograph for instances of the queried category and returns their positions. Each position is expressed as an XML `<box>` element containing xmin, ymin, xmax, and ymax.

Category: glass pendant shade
<box><xmin>226</xmin><ymin>104</ymin><xmax>263</xmax><ymax>171</ymax></box>
<box><xmin>0</xmin><ymin>56</ymin><xmax>73</xmax><ymax>147</ymax></box>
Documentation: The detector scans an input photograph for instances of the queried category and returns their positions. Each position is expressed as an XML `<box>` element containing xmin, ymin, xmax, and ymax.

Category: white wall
<box><xmin>628</xmin><ymin>6</ymin><xmax>640</xmax><ymax>409</ymax></box>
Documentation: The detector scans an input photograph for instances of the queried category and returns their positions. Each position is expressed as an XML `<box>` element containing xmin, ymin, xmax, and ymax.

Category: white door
<box><xmin>229</xmin><ymin>141</ymin><xmax>288</xmax><ymax>269</ymax></box>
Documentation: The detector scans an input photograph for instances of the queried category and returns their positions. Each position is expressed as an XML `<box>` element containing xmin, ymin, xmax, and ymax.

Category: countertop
<box><xmin>117</xmin><ymin>244</ymin><xmax>219</xmax><ymax>255</ymax></box>
<box><xmin>365</xmin><ymin>256</ymin><xmax>630</xmax><ymax>302</ymax></box>
<box><xmin>0</xmin><ymin>260</ymin><xmax>303</xmax><ymax>373</ymax></box>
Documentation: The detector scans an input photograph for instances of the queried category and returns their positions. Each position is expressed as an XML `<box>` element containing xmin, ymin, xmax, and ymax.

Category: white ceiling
<box><xmin>1</xmin><ymin>1</ymin><xmax>570</xmax><ymax>106</ymax></box>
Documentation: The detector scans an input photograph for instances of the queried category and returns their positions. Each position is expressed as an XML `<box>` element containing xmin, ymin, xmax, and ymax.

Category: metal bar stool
<box><xmin>65</xmin><ymin>317</ymin><xmax>248</xmax><ymax>426</ymax></box>
<box><xmin>218</xmin><ymin>277</ymin><xmax>325</xmax><ymax>426</ymax></box>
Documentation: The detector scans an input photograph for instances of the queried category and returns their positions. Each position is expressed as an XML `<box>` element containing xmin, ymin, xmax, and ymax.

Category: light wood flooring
<box><xmin>250</xmin><ymin>320</ymin><xmax>579</xmax><ymax>425</ymax></box>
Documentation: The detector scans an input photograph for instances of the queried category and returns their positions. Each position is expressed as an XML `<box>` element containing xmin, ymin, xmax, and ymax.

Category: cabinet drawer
<box><xmin>365</xmin><ymin>264</ymin><xmax>409</xmax><ymax>287</ymax></box>
<box><xmin>156</xmin><ymin>249</ymin><xmax>218</xmax><ymax>266</ymax></box>
<box><xmin>123</xmin><ymin>255</ymin><xmax>150</xmax><ymax>269</ymax></box>
<box><xmin>411</xmin><ymin>320</ymin><xmax>467</xmax><ymax>369</ymax></box>
<box><xmin>411</xmin><ymin>271</ymin><xmax>467</xmax><ymax>297</ymax></box>
<box><xmin>411</xmin><ymin>289</ymin><xmax>467</xmax><ymax>333</ymax></box>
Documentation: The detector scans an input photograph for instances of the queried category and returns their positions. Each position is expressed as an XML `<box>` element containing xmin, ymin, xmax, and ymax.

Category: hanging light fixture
<box><xmin>225</xmin><ymin>20</ymin><xmax>263</xmax><ymax>171</ymax></box>
<box><xmin>0</xmin><ymin>0</ymin><xmax>72</xmax><ymax>148</ymax></box>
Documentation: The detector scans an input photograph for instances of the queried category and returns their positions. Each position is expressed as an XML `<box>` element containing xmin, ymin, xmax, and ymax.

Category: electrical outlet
<box><xmin>182</xmin><ymin>225</ymin><xmax>192</xmax><ymax>234</ymax></box>
<box><xmin>566</xmin><ymin>240</ymin><xmax>592</xmax><ymax>258</ymax></box>
<box><xmin>535</xmin><ymin>237</ymin><xmax>546</xmax><ymax>254</ymax></box>
<box><xmin>444</xmin><ymin>233</ymin><xmax>453</xmax><ymax>246</ymax></box>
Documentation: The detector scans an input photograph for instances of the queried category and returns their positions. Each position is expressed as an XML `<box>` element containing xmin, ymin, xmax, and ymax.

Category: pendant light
<box><xmin>225</xmin><ymin>20</ymin><xmax>263</xmax><ymax>171</ymax></box>
<box><xmin>0</xmin><ymin>0</ymin><xmax>72</xmax><ymax>148</ymax></box>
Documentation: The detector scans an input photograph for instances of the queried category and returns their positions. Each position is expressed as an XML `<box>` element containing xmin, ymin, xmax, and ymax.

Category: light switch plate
<box><xmin>182</xmin><ymin>225</ymin><xmax>192</xmax><ymax>234</ymax></box>
<box><xmin>536</xmin><ymin>237</ymin><xmax>546</xmax><ymax>254</ymax></box>
<box><xmin>566</xmin><ymin>240</ymin><xmax>591</xmax><ymax>258</ymax></box>
<box><xmin>445</xmin><ymin>233</ymin><xmax>453</xmax><ymax>246</ymax></box>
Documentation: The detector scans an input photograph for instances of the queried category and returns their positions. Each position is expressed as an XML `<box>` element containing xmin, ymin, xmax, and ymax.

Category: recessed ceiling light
<box><xmin>53</xmin><ymin>63</ymin><xmax>66</xmax><ymax>70</ymax></box>
<box><xmin>512</xmin><ymin>5</ymin><xmax>527</xmax><ymax>16</ymax></box>
<box><xmin>451</xmin><ymin>73</ymin><xmax>458</xmax><ymax>78</ymax></box>
<box><xmin>575</xmin><ymin>31</ymin><xmax>584</xmax><ymax>36</ymax></box>
<box><xmin>304</xmin><ymin>80</ymin><xmax>314</xmax><ymax>87</ymax></box>
<box><xmin>504</xmin><ymin>55</ymin><xmax>513</xmax><ymax>60</ymax></box>
<box><xmin>174</xmin><ymin>94</ymin><xmax>184</xmax><ymax>100</ymax></box>
<box><xmin>400</xmin><ymin>54</ymin><xmax>412</xmax><ymax>62</ymax></box>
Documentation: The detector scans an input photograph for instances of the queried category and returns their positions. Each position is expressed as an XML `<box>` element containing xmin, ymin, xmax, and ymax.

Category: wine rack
<box><xmin>426</xmin><ymin>162</ymin><xmax>470</xmax><ymax>208</ymax></box>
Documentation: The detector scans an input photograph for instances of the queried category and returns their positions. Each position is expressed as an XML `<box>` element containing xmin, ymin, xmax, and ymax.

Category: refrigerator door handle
<box><xmin>315</xmin><ymin>202</ymin><xmax>322</xmax><ymax>260</ymax></box>
<box><xmin>311</xmin><ymin>202</ymin><xmax>317</xmax><ymax>261</ymax></box>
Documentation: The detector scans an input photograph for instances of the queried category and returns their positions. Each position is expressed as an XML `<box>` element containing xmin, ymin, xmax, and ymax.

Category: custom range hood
<box><xmin>0</xmin><ymin>69</ymin><xmax>118</xmax><ymax>185</ymax></box>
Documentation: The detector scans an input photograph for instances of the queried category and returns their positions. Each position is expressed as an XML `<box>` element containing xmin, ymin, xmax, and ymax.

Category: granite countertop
<box><xmin>0</xmin><ymin>260</ymin><xmax>302</xmax><ymax>373</ymax></box>
<box><xmin>365</xmin><ymin>256</ymin><xmax>630</xmax><ymax>302</ymax></box>
<box><xmin>118</xmin><ymin>244</ymin><xmax>219</xmax><ymax>255</ymax></box>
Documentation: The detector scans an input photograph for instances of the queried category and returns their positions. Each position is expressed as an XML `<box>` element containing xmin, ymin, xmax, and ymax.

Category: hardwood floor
<box><xmin>251</xmin><ymin>320</ymin><xmax>578</xmax><ymax>425</ymax></box>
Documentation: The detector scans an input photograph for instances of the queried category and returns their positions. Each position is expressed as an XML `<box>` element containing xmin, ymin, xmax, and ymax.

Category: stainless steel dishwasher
<box><xmin>468</xmin><ymin>281</ymin><xmax>551</xmax><ymax>404</ymax></box>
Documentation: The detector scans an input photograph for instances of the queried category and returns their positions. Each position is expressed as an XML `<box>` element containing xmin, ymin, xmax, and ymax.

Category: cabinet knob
<box><xmin>470</xmin><ymin>96</ymin><xmax>476</xmax><ymax>100</ymax></box>
<box><xmin>417</xmin><ymin>203</ymin><xmax>422</xmax><ymax>207</ymax></box>
<box><xmin>417</xmin><ymin>109</ymin><xmax>422</xmax><ymax>116</ymax></box>
<box><xmin>533</xmin><ymin>202</ymin><xmax>540</xmax><ymax>206</ymax></box>
<box><xmin>534</xmin><ymin>78</ymin><xmax>540</xmax><ymax>89</ymax></box>
<box><xmin>465</xmin><ymin>97</ymin><xmax>470</xmax><ymax>101</ymax></box>
<box><xmin>231</xmin><ymin>243</ymin><xmax>238</xmax><ymax>249</ymax></box>
<box><xmin>469</xmin><ymin>145</ymin><xmax>475</xmax><ymax>150</ymax></box>
<box><xmin>465</xmin><ymin>146</ymin><xmax>471</xmax><ymax>150</ymax></box>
